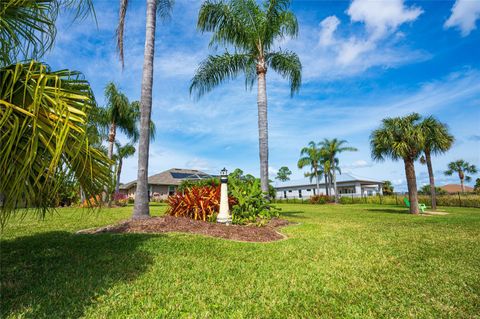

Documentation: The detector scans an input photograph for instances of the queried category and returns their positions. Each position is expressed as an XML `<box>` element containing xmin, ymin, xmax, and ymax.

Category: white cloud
<box><xmin>444</xmin><ymin>0</ymin><xmax>480</xmax><ymax>36</ymax></box>
<box><xmin>342</xmin><ymin>160</ymin><xmax>372</xmax><ymax>169</ymax></box>
<box><xmin>318</xmin><ymin>16</ymin><xmax>340</xmax><ymax>46</ymax></box>
<box><xmin>347</xmin><ymin>0</ymin><xmax>423</xmax><ymax>39</ymax></box>
<box><xmin>295</xmin><ymin>0</ymin><xmax>426</xmax><ymax>79</ymax></box>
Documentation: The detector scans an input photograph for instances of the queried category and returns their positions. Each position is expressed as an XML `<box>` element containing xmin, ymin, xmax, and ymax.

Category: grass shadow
<box><xmin>366</xmin><ymin>208</ymin><xmax>410</xmax><ymax>215</ymax></box>
<box><xmin>1</xmin><ymin>231</ymin><xmax>156</xmax><ymax>318</ymax></box>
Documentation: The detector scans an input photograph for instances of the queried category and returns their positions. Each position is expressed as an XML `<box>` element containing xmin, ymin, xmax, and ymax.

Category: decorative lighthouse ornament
<box><xmin>217</xmin><ymin>167</ymin><xmax>231</xmax><ymax>224</ymax></box>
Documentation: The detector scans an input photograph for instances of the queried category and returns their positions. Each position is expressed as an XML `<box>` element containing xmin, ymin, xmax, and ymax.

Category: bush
<box><xmin>309</xmin><ymin>195</ymin><xmax>334</xmax><ymax>204</ymax></box>
<box><xmin>127</xmin><ymin>197</ymin><xmax>134</xmax><ymax>204</ymax></box>
<box><xmin>178</xmin><ymin>178</ymin><xmax>219</xmax><ymax>192</ymax></box>
<box><xmin>166</xmin><ymin>186</ymin><xmax>236</xmax><ymax>221</ymax></box>
<box><xmin>228</xmin><ymin>172</ymin><xmax>280</xmax><ymax>224</ymax></box>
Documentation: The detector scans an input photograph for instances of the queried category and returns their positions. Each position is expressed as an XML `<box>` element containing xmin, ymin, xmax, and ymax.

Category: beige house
<box><xmin>119</xmin><ymin>168</ymin><xmax>212</xmax><ymax>199</ymax></box>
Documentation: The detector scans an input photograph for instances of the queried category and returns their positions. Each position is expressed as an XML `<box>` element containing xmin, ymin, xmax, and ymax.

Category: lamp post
<box><xmin>217</xmin><ymin>167</ymin><xmax>231</xmax><ymax>224</ymax></box>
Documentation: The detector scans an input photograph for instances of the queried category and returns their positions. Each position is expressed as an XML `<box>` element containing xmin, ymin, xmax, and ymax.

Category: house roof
<box><xmin>274</xmin><ymin>173</ymin><xmax>382</xmax><ymax>189</ymax></box>
<box><xmin>439</xmin><ymin>184</ymin><xmax>474</xmax><ymax>193</ymax></box>
<box><xmin>119</xmin><ymin>168</ymin><xmax>212</xmax><ymax>189</ymax></box>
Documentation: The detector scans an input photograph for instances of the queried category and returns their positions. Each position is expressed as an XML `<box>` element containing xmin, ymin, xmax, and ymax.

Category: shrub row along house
<box><xmin>119</xmin><ymin>168</ymin><xmax>212</xmax><ymax>200</ymax></box>
<box><xmin>274</xmin><ymin>173</ymin><xmax>383</xmax><ymax>199</ymax></box>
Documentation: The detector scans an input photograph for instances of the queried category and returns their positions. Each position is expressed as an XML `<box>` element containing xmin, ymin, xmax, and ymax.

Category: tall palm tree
<box><xmin>444</xmin><ymin>160</ymin><xmax>477</xmax><ymax>193</ymax></box>
<box><xmin>190</xmin><ymin>0</ymin><xmax>302</xmax><ymax>196</ymax></box>
<box><xmin>298</xmin><ymin>142</ymin><xmax>323</xmax><ymax>195</ymax></box>
<box><xmin>370</xmin><ymin>113</ymin><xmax>424</xmax><ymax>214</ymax></box>
<box><xmin>419</xmin><ymin>116</ymin><xmax>454</xmax><ymax>210</ymax></box>
<box><xmin>116</xmin><ymin>0</ymin><xmax>174</xmax><ymax>219</ymax></box>
<box><xmin>99</xmin><ymin>83</ymin><xmax>140</xmax><ymax>161</ymax></box>
<box><xmin>319</xmin><ymin>138</ymin><xmax>357</xmax><ymax>202</ymax></box>
<box><xmin>114</xmin><ymin>142</ymin><xmax>136</xmax><ymax>194</ymax></box>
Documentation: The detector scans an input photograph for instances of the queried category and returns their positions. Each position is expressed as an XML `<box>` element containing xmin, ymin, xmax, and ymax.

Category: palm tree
<box><xmin>419</xmin><ymin>116</ymin><xmax>454</xmax><ymax>210</ymax></box>
<box><xmin>114</xmin><ymin>142</ymin><xmax>136</xmax><ymax>194</ymax></box>
<box><xmin>444</xmin><ymin>160</ymin><xmax>477</xmax><ymax>193</ymax></box>
<box><xmin>99</xmin><ymin>83</ymin><xmax>139</xmax><ymax>161</ymax></box>
<box><xmin>382</xmin><ymin>180</ymin><xmax>394</xmax><ymax>195</ymax></box>
<box><xmin>275</xmin><ymin>166</ymin><xmax>292</xmax><ymax>182</ymax></box>
<box><xmin>370</xmin><ymin>113</ymin><xmax>424</xmax><ymax>214</ymax></box>
<box><xmin>190</xmin><ymin>0</ymin><xmax>302</xmax><ymax>196</ymax></box>
<box><xmin>298</xmin><ymin>142</ymin><xmax>323</xmax><ymax>195</ymax></box>
<box><xmin>319</xmin><ymin>138</ymin><xmax>357</xmax><ymax>202</ymax></box>
<box><xmin>116</xmin><ymin>0</ymin><xmax>174</xmax><ymax>219</ymax></box>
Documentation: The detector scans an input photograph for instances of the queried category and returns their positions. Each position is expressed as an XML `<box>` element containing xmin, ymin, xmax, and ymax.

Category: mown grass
<box><xmin>1</xmin><ymin>204</ymin><xmax>479</xmax><ymax>318</ymax></box>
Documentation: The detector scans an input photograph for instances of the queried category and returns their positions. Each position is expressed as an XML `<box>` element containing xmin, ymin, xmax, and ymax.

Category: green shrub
<box><xmin>228</xmin><ymin>170</ymin><xmax>280</xmax><ymax>224</ymax></box>
<box><xmin>309</xmin><ymin>195</ymin><xmax>334</xmax><ymax>204</ymax></box>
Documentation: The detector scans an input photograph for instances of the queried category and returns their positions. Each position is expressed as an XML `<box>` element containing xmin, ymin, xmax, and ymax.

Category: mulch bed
<box><xmin>76</xmin><ymin>216</ymin><xmax>290</xmax><ymax>242</ymax></box>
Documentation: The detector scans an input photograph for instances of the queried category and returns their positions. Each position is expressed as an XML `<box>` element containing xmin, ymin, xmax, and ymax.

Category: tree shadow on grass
<box><xmin>280</xmin><ymin>211</ymin><xmax>308</xmax><ymax>219</ymax></box>
<box><xmin>1</xmin><ymin>231</ymin><xmax>156</xmax><ymax>318</ymax></box>
<box><xmin>366</xmin><ymin>208</ymin><xmax>411</xmax><ymax>215</ymax></box>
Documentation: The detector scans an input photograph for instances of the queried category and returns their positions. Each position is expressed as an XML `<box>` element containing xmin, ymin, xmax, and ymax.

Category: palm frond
<box><xmin>266</xmin><ymin>49</ymin><xmax>301</xmax><ymax>95</ymax></box>
<box><xmin>0</xmin><ymin>0</ymin><xmax>95</xmax><ymax>66</ymax></box>
<box><xmin>190</xmin><ymin>52</ymin><xmax>254</xmax><ymax>98</ymax></box>
<box><xmin>0</xmin><ymin>61</ymin><xmax>111</xmax><ymax>226</ymax></box>
<box><xmin>197</xmin><ymin>0</ymin><xmax>253</xmax><ymax>51</ymax></box>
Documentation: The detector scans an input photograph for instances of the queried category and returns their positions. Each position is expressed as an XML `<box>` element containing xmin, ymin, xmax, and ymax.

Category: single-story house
<box><xmin>119</xmin><ymin>168</ymin><xmax>212</xmax><ymax>199</ymax></box>
<box><xmin>274</xmin><ymin>173</ymin><xmax>383</xmax><ymax>199</ymax></box>
<box><xmin>439</xmin><ymin>184</ymin><xmax>474</xmax><ymax>193</ymax></box>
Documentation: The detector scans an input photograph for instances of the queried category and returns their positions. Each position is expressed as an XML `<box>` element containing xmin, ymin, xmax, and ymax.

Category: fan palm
<box><xmin>114</xmin><ymin>142</ymin><xmax>136</xmax><ymax>194</ymax></box>
<box><xmin>190</xmin><ymin>0</ymin><xmax>302</xmax><ymax>196</ymax></box>
<box><xmin>370</xmin><ymin>113</ymin><xmax>424</xmax><ymax>214</ymax></box>
<box><xmin>116</xmin><ymin>0</ymin><xmax>174</xmax><ymax>219</ymax></box>
<box><xmin>319</xmin><ymin>138</ymin><xmax>357</xmax><ymax>203</ymax></box>
<box><xmin>0</xmin><ymin>61</ymin><xmax>111</xmax><ymax>226</ymax></box>
<box><xmin>444</xmin><ymin>160</ymin><xmax>477</xmax><ymax>193</ymax></box>
<box><xmin>419</xmin><ymin>116</ymin><xmax>454</xmax><ymax>210</ymax></box>
<box><xmin>298</xmin><ymin>142</ymin><xmax>323</xmax><ymax>195</ymax></box>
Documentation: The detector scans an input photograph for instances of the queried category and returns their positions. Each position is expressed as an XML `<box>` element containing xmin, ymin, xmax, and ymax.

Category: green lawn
<box><xmin>1</xmin><ymin>204</ymin><xmax>479</xmax><ymax>318</ymax></box>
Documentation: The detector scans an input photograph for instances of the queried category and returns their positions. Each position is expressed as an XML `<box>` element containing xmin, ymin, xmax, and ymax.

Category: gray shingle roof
<box><xmin>119</xmin><ymin>168</ymin><xmax>212</xmax><ymax>190</ymax></box>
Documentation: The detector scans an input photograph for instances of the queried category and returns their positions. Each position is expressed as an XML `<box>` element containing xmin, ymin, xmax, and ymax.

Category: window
<box><xmin>168</xmin><ymin>185</ymin><xmax>175</xmax><ymax>196</ymax></box>
<box><xmin>298</xmin><ymin>190</ymin><xmax>302</xmax><ymax>198</ymax></box>
<box><xmin>283</xmin><ymin>191</ymin><xmax>287</xmax><ymax>199</ymax></box>
<box><xmin>288</xmin><ymin>190</ymin><xmax>292</xmax><ymax>193</ymax></box>
<box><xmin>306</xmin><ymin>189</ymin><xmax>311</xmax><ymax>192</ymax></box>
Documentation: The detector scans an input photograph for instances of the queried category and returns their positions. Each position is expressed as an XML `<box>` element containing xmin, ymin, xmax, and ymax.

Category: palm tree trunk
<box><xmin>256</xmin><ymin>65</ymin><xmax>269</xmax><ymax>196</ymax></box>
<box><xmin>324</xmin><ymin>173</ymin><xmax>329</xmax><ymax>196</ymax></box>
<box><xmin>108</xmin><ymin>122</ymin><xmax>116</xmax><ymax>160</ymax></box>
<box><xmin>104</xmin><ymin>122</ymin><xmax>116</xmax><ymax>204</ymax></box>
<box><xmin>115</xmin><ymin>159</ymin><xmax>123</xmax><ymax>195</ymax></box>
<box><xmin>425</xmin><ymin>150</ymin><xmax>436</xmax><ymax>210</ymax></box>
<box><xmin>404</xmin><ymin>157</ymin><xmax>419</xmax><ymax>214</ymax></box>
<box><xmin>133</xmin><ymin>0</ymin><xmax>157</xmax><ymax>219</ymax></box>
<box><xmin>460</xmin><ymin>176</ymin><xmax>465</xmax><ymax>193</ymax></box>
<box><xmin>332</xmin><ymin>163</ymin><xmax>338</xmax><ymax>203</ymax></box>
<box><xmin>315</xmin><ymin>167</ymin><xmax>320</xmax><ymax>195</ymax></box>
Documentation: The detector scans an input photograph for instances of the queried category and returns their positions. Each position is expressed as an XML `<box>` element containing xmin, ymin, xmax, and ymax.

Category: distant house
<box><xmin>439</xmin><ymin>184</ymin><xmax>474</xmax><ymax>194</ymax></box>
<box><xmin>274</xmin><ymin>173</ymin><xmax>383</xmax><ymax>199</ymax></box>
<box><xmin>119</xmin><ymin>168</ymin><xmax>212</xmax><ymax>199</ymax></box>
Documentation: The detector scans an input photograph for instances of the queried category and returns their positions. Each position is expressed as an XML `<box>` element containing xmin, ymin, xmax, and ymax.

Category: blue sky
<box><xmin>46</xmin><ymin>0</ymin><xmax>480</xmax><ymax>191</ymax></box>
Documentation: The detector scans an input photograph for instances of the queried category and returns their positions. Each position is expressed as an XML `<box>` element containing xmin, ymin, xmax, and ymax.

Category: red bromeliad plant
<box><xmin>166</xmin><ymin>186</ymin><xmax>236</xmax><ymax>221</ymax></box>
